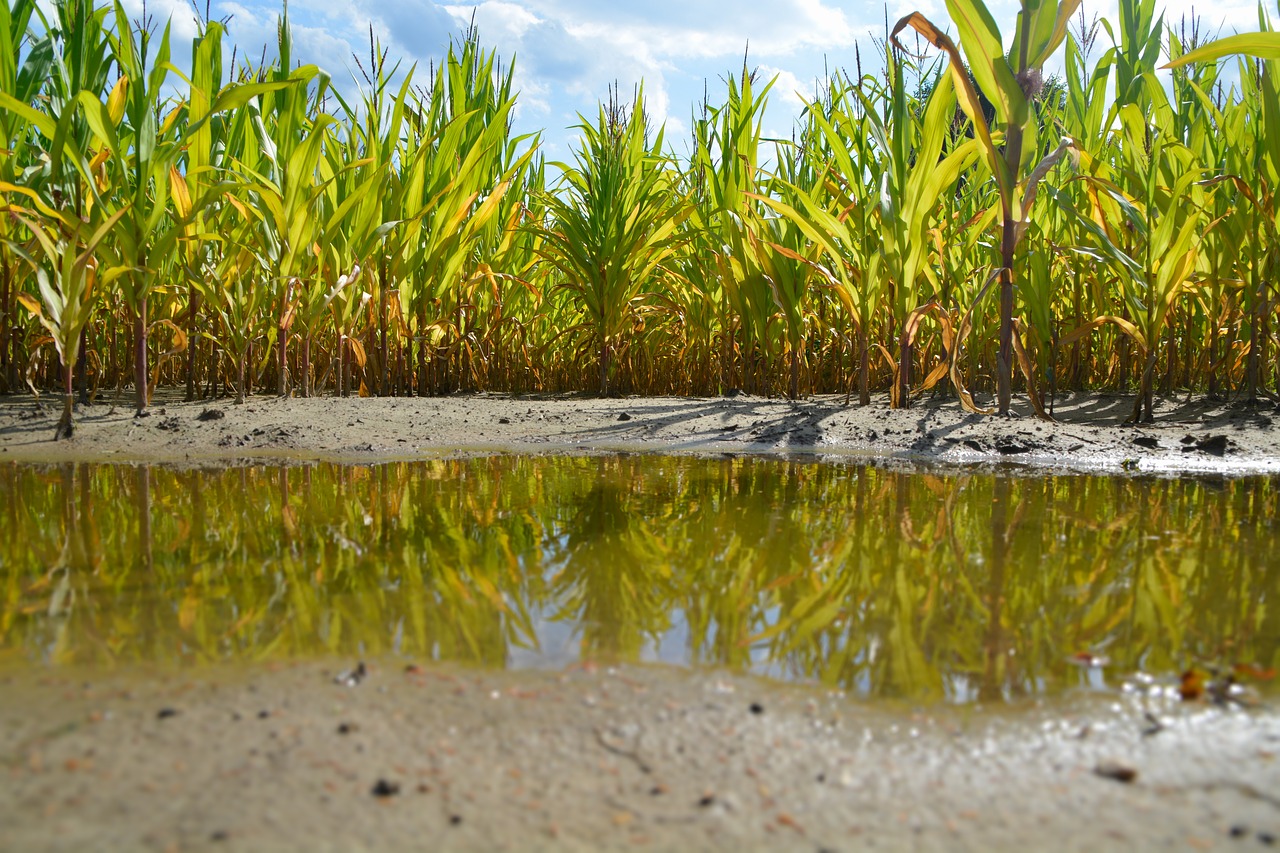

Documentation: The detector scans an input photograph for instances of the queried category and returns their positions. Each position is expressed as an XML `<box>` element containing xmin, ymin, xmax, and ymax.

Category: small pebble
<box><xmin>156</xmin><ymin>708</ymin><xmax>179</xmax><ymax>720</ymax></box>
<box><xmin>1093</xmin><ymin>761</ymin><xmax>1138</xmax><ymax>783</ymax></box>
<box><xmin>749</xmin><ymin>702</ymin><xmax>764</xmax><ymax>715</ymax></box>
<box><xmin>371</xmin><ymin>779</ymin><xmax>400</xmax><ymax>797</ymax></box>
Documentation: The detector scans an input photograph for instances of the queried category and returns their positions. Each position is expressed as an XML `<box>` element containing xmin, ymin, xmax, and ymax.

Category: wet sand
<box><xmin>1</xmin><ymin>660</ymin><xmax>1277</xmax><ymax>852</ymax></box>
<box><xmin>2</xmin><ymin>390</ymin><xmax>1279</xmax><ymax>850</ymax></box>
<box><xmin>1</xmin><ymin>390</ymin><xmax>1279</xmax><ymax>475</ymax></box>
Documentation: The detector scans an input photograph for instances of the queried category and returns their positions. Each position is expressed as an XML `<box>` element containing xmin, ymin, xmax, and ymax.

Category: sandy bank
<box><xmin>2</xmin><ymin>390</ymin><xmax>1278</xmax><ymax>474</ymax></box>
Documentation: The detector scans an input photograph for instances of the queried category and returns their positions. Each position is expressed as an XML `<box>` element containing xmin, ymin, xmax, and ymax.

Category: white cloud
<box><xmin>139</xmin><ymin>0</ymin><xmax>1271</xmax><ymax>158</ymax></box>
<box><xmin>757</xmin><ymin>65</ymin><xmax>811</xmax><ymax>110</ymax></box>
<box><xmin>443</xmin><ymin>1</ymin><xmax>541</xmax><ymax>39</ymax></box>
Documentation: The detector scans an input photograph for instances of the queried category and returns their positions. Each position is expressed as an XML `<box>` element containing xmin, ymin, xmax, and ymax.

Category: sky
<box><xmin>126</xmin><ymin>0</ymin><xmax>1267</xmax><ymax>159</ymax></box>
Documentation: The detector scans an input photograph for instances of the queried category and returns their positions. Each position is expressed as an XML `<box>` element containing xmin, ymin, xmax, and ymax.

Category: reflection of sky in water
<box><xmin>1</xmin><ymin>458</ymin><xmax>1277</xmax><ymax>704</ymax></box>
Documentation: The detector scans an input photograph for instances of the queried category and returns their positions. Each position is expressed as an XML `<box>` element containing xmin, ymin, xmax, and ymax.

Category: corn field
<box><xmin>3</xmin><ymin>0</ymin><xmax>1280</xmax><ymax>437</ymax></box>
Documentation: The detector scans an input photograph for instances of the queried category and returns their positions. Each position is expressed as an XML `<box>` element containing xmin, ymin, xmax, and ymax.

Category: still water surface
<box><xmin>2</xmin><ymin>456</ymin><xmax>1276</xmax><ymax>702</ymax></box>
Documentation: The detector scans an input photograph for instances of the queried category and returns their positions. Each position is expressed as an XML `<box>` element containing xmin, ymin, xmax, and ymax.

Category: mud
<box><xmin>2</xmin><ymin>390</ymin><xmax>1278</xmax><ymax>475</ymax></box>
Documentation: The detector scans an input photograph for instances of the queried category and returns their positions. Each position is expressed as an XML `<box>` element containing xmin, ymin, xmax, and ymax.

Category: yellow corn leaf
<box><xmin>107</xmin><ymin>76</ymin><xmax>129</xmax><ymax>125</ymax></box>
<box><xmin>160</xmin><ymin>105</ymin><xmax>183</xmax><ymax>137</ymax></box>
<box><xmin>169</xmin><ymin>166</ymin><xmax>192</xmax><ymax>219</ymax></box>
<box><xmin>1059</xmin><ymin>315</ymin><xmax>1148</xmax><ymax>354</ymax></box>
<box><xmin>15</xmin><ymin>293</ymin><xmax>43</xmax><ymax>318</ymax></box>
<box><xmin>349</xmin><ymin>337</ymin><xmax>367</xmax><ymax>369</ymax></box>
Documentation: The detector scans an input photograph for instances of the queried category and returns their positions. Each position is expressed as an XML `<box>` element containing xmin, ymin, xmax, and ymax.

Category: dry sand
<box><xmin>2</xmin><ymin>389</ymin><xmax>1279</xmax><ymax>850</ymax></box>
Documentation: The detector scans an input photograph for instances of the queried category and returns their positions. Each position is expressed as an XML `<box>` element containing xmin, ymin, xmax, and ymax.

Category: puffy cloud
<box><xmin>140</xmin><ymin>0</ymin><xmax>1242</xmax><ymax>157</ymax></box>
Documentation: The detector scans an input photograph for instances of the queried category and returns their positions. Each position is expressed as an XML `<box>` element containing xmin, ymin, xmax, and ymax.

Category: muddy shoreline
<box><xmin>2</xmin><ymin>659</ymin><xmax>1278</xmax><ymax>852</ymax></box>
<box><xmin>1</xmin><ymin>390</ymin><xmax>1278</xmax><ymax>475</ymax></box>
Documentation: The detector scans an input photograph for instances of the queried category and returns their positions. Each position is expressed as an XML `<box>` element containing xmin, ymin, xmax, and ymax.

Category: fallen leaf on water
<box><xmin>1068</xmin><ymin>652</ymin><xmax>1110</xmax><ymax>668</ymax></box>
<box><xmin>1233</xmin><ymin>663</ymin><xmax>1277</xmax><ymax>681</ymax></box>
<box><xmin>1179</xmin><ymin>669</ymin><xmax>1205</xmax><ymax>701</ymax></box>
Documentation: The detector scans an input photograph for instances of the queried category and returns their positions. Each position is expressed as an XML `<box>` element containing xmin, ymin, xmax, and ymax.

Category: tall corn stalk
<box><xmin>894</xmin><ymin>0</ymin><xmax>1079</xmax><ymax>416</ymax></box>
<box><xmin>536</xmin><ymin>89</ymin><xmax>690</xmax><ymax>394</ymax></box>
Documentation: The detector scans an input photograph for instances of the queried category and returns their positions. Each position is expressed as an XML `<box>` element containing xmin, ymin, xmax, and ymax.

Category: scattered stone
<box><xmin>209</xmin><ymin>830</ymin><xmax>229</xmax><ymax>842</ymax></box>
<box><xmin>698</xmin><ymin>794</ymin><xmax>716</xmax><ymax>807</ymax></box>
<box><xmin>334</xmin><ymin>662</ymin><xmax>368</xmax><ymax>687</ymax></box>
<box><xmin>498</xmin><ymin>417</ymin><xmax>510</xmax><ymax>424</ymax></box>
<box><xmin>1229</xmin><ymin>824</ymin><xmax>1249</xmax><ymax>839</ymax></box>
<box><xmin>963</xmin><ymin>439</ymin><xmax>984</xmax><ymax>452</ymax></box>
<box><xmin>449</xmin><ymin>814</ymin><xmax>463</xmax><ymax>826</ymax></box>
<box><xmin>371</xmin><ymin>779</ymin><xmax>400</xmax><ymax>797</ymax></box>
<box><xmin>156</xmin><ymin>708</ymin><xmax>179</xmax><ymax>720</ymax></box>
<box><xmin>749</xmin><ymin>702</ymin><xmax>764</xmax><ymax>715</ymax></box>
<box><xmin>196</xmin><ymin>408</ymin><xmax>225</xmax><ymax>422</ymax></box>
<box><xmin>1132</xmin><ymin>435</ymin><xmax>1159</xmax><ymax>449</ymax></box>
<box><xmin>337</xmin><ymin>722</ymin><xmax>357</xmax><ymax>735</ymax></box>
<box><xmin>617</xmin><ymin>412</ymin><xmax>632</xmax><ymax>422</ymax></box>
<box><xmin>1093</xmin><ymin>761</ymin><xmax>1138</xmax><ymax>783</ymax></box>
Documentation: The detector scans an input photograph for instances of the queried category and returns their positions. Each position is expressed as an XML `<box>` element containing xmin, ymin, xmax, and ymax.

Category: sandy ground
<box><xmin>1</xmin><ymin>389</ymin><xmax>1279</xmax><ymax>474</ymax></box>
<box><xmin>1</xmin><ymin>659</ymin><xmax>1277</xmax><ymax>852</ymax></box>
<box><xmin>2</xmin><ymin>389</ymin><xmax>1279</xmax><ymax>850</ymax></box>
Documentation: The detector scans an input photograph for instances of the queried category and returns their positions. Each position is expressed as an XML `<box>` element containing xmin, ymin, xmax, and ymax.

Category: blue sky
<box><xmin>129</xmin><ymin>0</ymin><xmax>1263</xmax><ymax>159</ymax></box>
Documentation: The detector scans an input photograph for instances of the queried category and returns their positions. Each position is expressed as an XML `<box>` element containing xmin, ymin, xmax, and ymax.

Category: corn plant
<box><xmin>536</xmin><ymin>89</ymin><xmax>691</xmax><ymax>394</ymax></box>
<box><xmin>894</xmin><ymin>0</ymin><xmax>1079</xmax><ymax>416</ymax></box>
<box><xmin>0</xmin><ymin>0</ymin><xmax>52</xmax><ymax>394</ymax></box>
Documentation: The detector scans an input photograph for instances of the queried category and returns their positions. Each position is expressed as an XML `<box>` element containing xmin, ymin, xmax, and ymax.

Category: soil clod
<box><xmin>1196</xmin><ymin>435</ymin><xmax>1230</xmax><ymax>456</ymax></box>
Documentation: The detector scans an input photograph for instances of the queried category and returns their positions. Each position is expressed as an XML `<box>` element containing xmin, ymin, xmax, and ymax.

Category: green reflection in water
<box><xmin>1</xmin><ymin>457</ymin><xmax>1277</xmax><ymax>702</ymax></box>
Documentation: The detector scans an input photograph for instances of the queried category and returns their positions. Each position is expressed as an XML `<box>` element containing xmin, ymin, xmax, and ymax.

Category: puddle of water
<box><xmin>1</xmin><ymin>456</ymin><xmax>1276</xmax><ymax>703</ymax></box>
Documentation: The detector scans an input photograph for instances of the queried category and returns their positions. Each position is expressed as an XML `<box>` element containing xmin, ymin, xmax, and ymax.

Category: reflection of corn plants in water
<box><xmin>0</xmin><ymin>458</ymin><xmax>1276</xmax><ymax>702</ymax></box>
